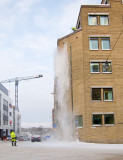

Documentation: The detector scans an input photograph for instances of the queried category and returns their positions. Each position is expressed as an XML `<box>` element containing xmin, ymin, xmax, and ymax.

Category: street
<box><xmin>0</xmin><ymin>141</ymin><xmax>123</xmax><ymax>160</ymax></box>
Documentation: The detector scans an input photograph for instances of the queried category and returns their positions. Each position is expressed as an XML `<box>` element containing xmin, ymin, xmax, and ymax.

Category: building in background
<box><xmin>55</xmin><ymin>0</ymin><xmax>123</xmax><ymax>143</ymax></box>
<box><xmin>0</xmin><ymin>83</ymin><xmax>21</xmax><ymax>140</ymax></box>
<box><xmin>0</xmin><ymin>83</ymin><xmax>13</xmax><ymax>140</ymax></box>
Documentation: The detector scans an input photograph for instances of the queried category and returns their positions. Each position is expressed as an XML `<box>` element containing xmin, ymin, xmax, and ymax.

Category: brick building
<box><xmin>55</xmin><ymin>0</ymin><xmax>123</xmax><ymax>143</ymax></box>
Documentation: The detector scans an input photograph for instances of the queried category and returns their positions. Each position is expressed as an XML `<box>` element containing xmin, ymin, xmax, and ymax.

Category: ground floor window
<box><xmin>92</xmin><ymin>113</ymin><xmax>115</xmax><ymax>126</ymax></box>
<box><xmin>104</xmin><ymin>114</ymin><xmax>114</xmax><ymax>125</ymax></box>
<box><xmin>75</xmin><ymin>115</ymin><xmax>82</xmax><ymax>127</ymax></box>
<box><xmin>93</xmin><ymin>114</ymin><xmax>102</xmax><ymax>125</ymax></box>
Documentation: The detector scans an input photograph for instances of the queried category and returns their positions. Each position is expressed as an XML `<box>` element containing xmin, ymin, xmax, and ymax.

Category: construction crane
<box><xmin>0</xmin><ymin>74</ymin><xmax>43</xmax><ymax>132</ymax></box>
<box><xmin>0</xmin><ymin>74</ymin><xmax>43</xmax><ymax>111</ymax></box>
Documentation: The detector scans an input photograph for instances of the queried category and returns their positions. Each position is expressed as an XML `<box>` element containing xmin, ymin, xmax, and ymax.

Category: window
<box><xmin>3</xmin><ymin>110</ymin><xmax>8</xmax><ymax>116</ymax></box>
<box><xmin>103</xmin><ymin>88</ymin><xmax>113</xmax><ymax>101</ymax></box>
<box><xmin>92</xmin><ymin>88</ymin><xmax>101</xmax><ymax>101</ymax></box>
<box><xmin>90</xmin><ymin>61</ymin><xmax>112</xmax><ymax>73</ymax></box>
<box><xmin>89</xmin><ymin>37</ymin><xmax>98</xmax><ymax>50</ymax></box>
<box><xmin>75</xmin><ymin>115</ymin><xmax>82</xmax><ymax>127</ymax></box>
<box><xmin>3</xmin><ymin>99</ymin><xmax>8</xmax><ymax>106</ymax></box>
<box><xmin>89</xmin><ymin>37</ymin><xmax>110</xmax><ymax>50</ymax></box>
<box><xmin>93</xmin><ymin>114</ymin><xmax>102</xmax><ymax>125</ymax></box>
<box><xmin>101</xmin><ymin>37</ymin><xmax>110</xmax><ymax>50</ymax></box>
<box><xmin>90</xmin><ymin>62</ymin><xmax>100</xmax><ymax>73</ymax></box>
<box><xmin>104</xmin><ymin>114</ymin><xmax>114</xmax><ymax>125</ymax></box>
<box><xmin>77</xmin><ymin>20</ymin><xmax>81</xmax><ymax>29</ymax></box>
<box><xmin>88</xmin><ymin>15</ymin><xmax>97</xmax><ymax>25</ymax></box>
<box><xmin>102</xmin><ymin>62</ymin><xmax>112</xmax><ymax>73</ymax></box>
<box><xmin>92</xmin><ymin>88</ymin><xmax>113</xmax><ymax>101</ymax></box>
<box><xmin>92</xmin><ymin>113</ymin><xmax>115</xmax><ymax>126</ymax></box>
<box><xmin>100</xmin><ymin>15</ymin><xmax>109</xmax><ymax>25</ymax></box>
<box><xmin>88</xmin><ymin>14</ymin><xmax>109</xmax><ymax>25</ymax></box>
<box><xmin>3</xmin><ymin>120</ymin><xmax>8</xmax><ymax>125</ymax></box>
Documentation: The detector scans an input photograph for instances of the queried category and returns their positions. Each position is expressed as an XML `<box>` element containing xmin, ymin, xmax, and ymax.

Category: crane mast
<box><xmin>0</xmin><ymin>74</ymin><xmax>43</xmax><ymax>131</ymax></box>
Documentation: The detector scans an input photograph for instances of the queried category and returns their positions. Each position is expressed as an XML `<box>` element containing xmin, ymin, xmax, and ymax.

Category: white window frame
<box><xmin>90</xmin><ymin>62</ymin><xmax>100</xmax><ymax>73</ymax></box>
<box><xmin>91</xmin><ymin>88</ymin><xmax>102</xmax><ymax>102</ymax></box>
<box><xmin>102</xmin><ymin>61</ymin><xmax>112</xmax><ymax>73</ymax></box>
<box><xmin>92</xmin><ymin>112</ymin><xmax>115</xmax><ymax>127</ymax></box>
<box><xmin>90</xmin><ymin>60</ymin><xmax>112</xmax><ymax>74</ymax></box>
<box><xmin>89</xmin><ymin>37</ymin><xmax>99</xmax><ymax>50</ymax></box>
<box><xmin>103</xmin><ymin>88</ymin><xmax>113</xmax><ymax>102</ymax></box>
<box><xmin>89</xmin><ymin>36</ymin><xmax>111</xmax><ymax>51</ymax></box>
<box><xmin>88</xmin><ymin>15</ymin><xmax>97</xmax><ymax>25</ymax></box>
<box><xmin>100</xmin><ymin>15</ymin><xmax>109</xmax><ymax>25</ymax></box>
<box><xmin>92</xmin><ymin>113</ymin><xmax>103</xmax><ymax>127</ymax></box>
<box><xmin>104</xmin><ymin>113</ymin><xmax>115</xmax><ymax>126</ymax></box>
<box><xmin>101</xmin><ymin>37</ymin><xmax>111</xmax><ymax>50</ymax></box>
<box><xmin>91</xmin><ymin>87</ymin><xmax>114</xmax><ymax>102</ymax></box>
<box><xmin>88</xmin><ymin>13</ymin><xmax>109</xmax><ymax>25</ymax></box>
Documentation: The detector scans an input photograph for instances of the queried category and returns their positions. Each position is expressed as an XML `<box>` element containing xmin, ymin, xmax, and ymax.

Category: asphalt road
<box><xmin>0</xmin><ymin>141</ymin><xmax>123</xmax><ymax>160</ymax></box>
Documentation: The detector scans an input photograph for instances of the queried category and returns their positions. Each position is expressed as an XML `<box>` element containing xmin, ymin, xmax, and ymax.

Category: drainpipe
<box><xmin>70</xmin><ymin>43</ymin><xmax>74</xmax><ymax>113</ymax></box>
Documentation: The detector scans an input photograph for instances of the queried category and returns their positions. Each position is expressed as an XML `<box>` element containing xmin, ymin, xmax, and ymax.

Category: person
<box><xmin>72</xmin><ymin>27</ymin><xmax>77</xmax><ymax>31</ymax></box>
<box><xmin>11</xmin><ymin>130</ymin><xmax>16</xmax><ymax>146</ymax></box>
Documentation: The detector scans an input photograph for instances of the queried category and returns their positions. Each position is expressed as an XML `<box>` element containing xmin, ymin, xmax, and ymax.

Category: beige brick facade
<box><xmin>55</xmin><ymin>0</ymin><xmax>123</xmax><ymax>143</ymax></box>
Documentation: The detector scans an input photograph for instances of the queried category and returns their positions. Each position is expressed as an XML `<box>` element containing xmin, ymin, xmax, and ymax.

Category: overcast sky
<box><xmin>0</xmin><ymin>0</ymin><xmax>101</xmax><ymax>125</ymax></box>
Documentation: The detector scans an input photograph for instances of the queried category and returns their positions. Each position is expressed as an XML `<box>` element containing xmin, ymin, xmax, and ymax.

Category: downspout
<box><xmin>70</xmin><ymin>43</ymin><xmax>74</xmax><ymax>113</ymax></box>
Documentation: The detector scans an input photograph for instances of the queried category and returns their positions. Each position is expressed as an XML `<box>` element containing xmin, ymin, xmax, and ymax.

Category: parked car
<box><xmin>31</xmin><ymin>135</ymin><xmax>41</xmax><ymax>142</ymax></box>
<box><xmin>17</xmin><ymin>136</ymin><xmax>24</xmax><ymax>141</ymax></box>
<box><xmin>24</xmin><ymin>137</ymin><xmax>30</xmax><ymax>141</ymax></box>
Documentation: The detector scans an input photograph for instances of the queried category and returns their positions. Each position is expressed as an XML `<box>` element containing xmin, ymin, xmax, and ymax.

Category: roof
<box><xmin>57</xmin><ymin>29</ymin><xmax>82</xmax><ymax>42</ymax></box>
<box><xmin>0</xmin><ymin>83</ymin><xmax>8</xmax><ymax>96</ymax></box>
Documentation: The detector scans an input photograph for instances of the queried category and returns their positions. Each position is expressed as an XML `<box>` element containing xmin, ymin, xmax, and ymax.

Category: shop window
<box><xmin>103</xmin><ymin>88</ymin><xmax>113</xmax><ymax>101</ymax></box>
<box><xmin>102</xmin><ymin>62</ymin><xmax>112</xmax><ymax>73</ymax></box>
<box><xmin>100</xmin><ymin>15</ymin><xmax>109</xmax><ymax>25</ymax></box>
<box><xmin>101</xmin><ymin>37</ymin><xmax>110</xmax><ymax>50</ymax></box>
<box><xmin>89</xmin><ymin>37</ymin><xmax>98</xmax><ymax>50</ymax></box>
<box><xmin>90</xmin><ymin>62</ymin><xmax>100</xmax><ymax>73</ymax></box>
<box><xmin>104</xmin><ymin>114</ymin><xmax>114</xmax><ymax>125</ymax></box>
<box><xmin>88</xmin><ymin>15</ymin><xmax>97</xmax><ymax>25</ymax></box>
<box><xmin>92</xmin><ymin>88</ymin><xmax>101</xmax><ymax>101</ymax></box>
<box><xmin>75</xmin><ymin>115</ymin><xmax>82</xmax><ymax>127</ymax></box>
<box><xmin>93</xmin><ymin>114</ymin><xmax>102</xmax><ymax>125</ymax></box>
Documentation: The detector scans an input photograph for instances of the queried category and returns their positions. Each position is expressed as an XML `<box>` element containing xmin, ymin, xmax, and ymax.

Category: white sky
<box><xmin>0</xmin><ymin>0</ymin><xmax>101</xmax><ymax>124</ymax></box>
